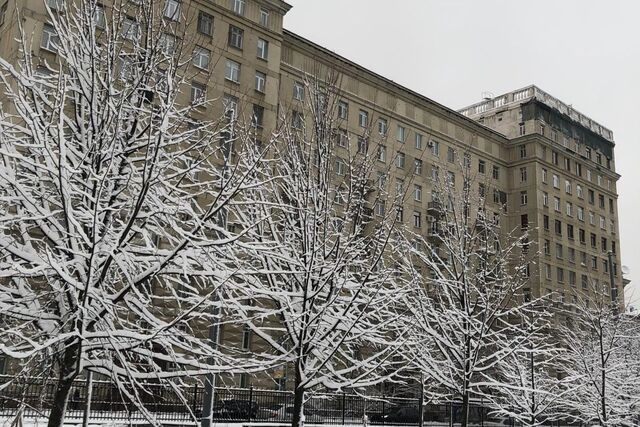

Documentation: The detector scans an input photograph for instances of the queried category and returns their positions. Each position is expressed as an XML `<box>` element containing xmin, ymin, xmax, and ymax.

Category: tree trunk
<box><xmin>291</xmin><ymin>362</ymin><xmax>305</xmax><ymax>427</ymax></box>
<box><xmin>47</xmin><ymin>344</ymin><xmax>80</xmax><ymax>427</ymax></box>
<box><xmin>460</xmin><ymin>391</ymin><xmax>470</xmax><ymax>427</ymax></box>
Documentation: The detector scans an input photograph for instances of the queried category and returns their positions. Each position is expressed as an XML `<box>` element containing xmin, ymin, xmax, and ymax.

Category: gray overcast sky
<box><xmin>284</xmin><ymin>0</ymin><xmax>640</xmax><ymax>307</ymax></box>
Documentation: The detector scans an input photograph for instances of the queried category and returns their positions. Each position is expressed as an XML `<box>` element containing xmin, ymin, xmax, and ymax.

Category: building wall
<box><xmin>0</xmin><ymin>0</ymin><xmax>624</xmax><ymax>383</ymax></box>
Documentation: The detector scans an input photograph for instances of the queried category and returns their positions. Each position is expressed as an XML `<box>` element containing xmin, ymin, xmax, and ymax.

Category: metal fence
<box><xmin>0</xmin><ymin>376</ymin><xmax>579</xmax><ymax>426</ymax></box>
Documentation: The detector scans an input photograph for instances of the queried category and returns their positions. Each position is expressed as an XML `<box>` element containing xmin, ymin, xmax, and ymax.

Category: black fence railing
<box><xmin>0</xmin><ymin>376</ymin><xmax>581</xmax><ymax>426</ymax></box>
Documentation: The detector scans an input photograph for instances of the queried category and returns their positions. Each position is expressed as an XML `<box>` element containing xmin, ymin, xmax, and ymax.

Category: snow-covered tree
<box><xmin>401</xmin><ymin>159</ymin><xmax>535</xmax><ymax>427</ymax></box>
<box><xmin>558</xmin><ymin>281</ymin><xmax>640</xmax><ymax>426</ymax></box>
<box><xmin>484</xmin><ymin>297</ymin><xmax>571</xmax><ymax>426</ymax></box>
<box><xmin>229</xmin><ymin>75</ymin><xmax>414</xmax><ymax>427</ymax></box>
<box><xmin>0</xmin><ymin>2</ymin><xmax>272</xmax><ymax>426</ymax></box>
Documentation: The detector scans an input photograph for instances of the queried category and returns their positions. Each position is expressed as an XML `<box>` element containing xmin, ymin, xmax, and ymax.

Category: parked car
<box><xmin>275</xmin><ymin>404</ymin><xmax>323</xmax><ymax>422</ymax></box>
<box><xmin>370</xmin><ymin>405</ymin><xmax>421</xmax><ymax>424</ymax></box>
<box><xmin>211</xmin><ymin>399</ymin><xmax>259</xmax><ymax>420</ymax></box>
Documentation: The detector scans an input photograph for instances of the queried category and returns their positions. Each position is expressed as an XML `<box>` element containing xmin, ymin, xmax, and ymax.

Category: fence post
<box><xmin>342</xmin><ymin>392</ymin><xmax>346</xmax><ymax>425</ymax></box>
<box><xmin>82</xmin><ymin>371</ymin><xmax>93</xmax><ymax>427</ymax></box>
<box><xmin>382</xmin><ymin>396</ymin><xmax>385</xmax><ymax>427</ymax></box>
<box><xmin>248</xmin><ymin>386</ymin><xmax>254</xmax><ymax>423</ymax></box>
<box><xmin>193</xmin><ymin>383</ymin><xmax>199</xmax><ymax>417</ymax></box>
<box><xmin>449</xmin><ymin>402</ymin><xmax>453</xmax><ymax>427</ymax></box>
<box><xmin>418</xmin><ymin>374</ymin><xmax>424</xmax><ymax>427</ymax></box>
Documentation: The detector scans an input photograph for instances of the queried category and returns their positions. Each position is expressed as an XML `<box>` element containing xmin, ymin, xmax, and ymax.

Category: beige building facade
<box><xmin>0</xmin><ymin>0</ymin><xmax>623</xmax><ymax>386</ymax></box>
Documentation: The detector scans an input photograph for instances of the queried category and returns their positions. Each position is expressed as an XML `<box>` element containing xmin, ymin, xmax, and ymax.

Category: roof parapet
<box><xmin>459</xmin><ymin>85</ymin><xmax>614</xmax><ymax>142</ymax></box>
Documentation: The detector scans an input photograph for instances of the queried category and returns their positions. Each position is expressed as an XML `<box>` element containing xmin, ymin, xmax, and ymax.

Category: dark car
<box><xmin>370</xmin><ymin>405</ymin><xmax>421</xmax><ymax>424</ymax></box>
<box><xmin>212</xmin><ymin>399</ymin><xmax>259</xmax><ymax>420</ymax></box>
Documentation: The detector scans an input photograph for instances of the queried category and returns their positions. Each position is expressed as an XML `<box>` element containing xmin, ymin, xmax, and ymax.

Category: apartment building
<box><xmin>0</xmin><ymin>0</ymin><xmax>623</xmax><ymax>387</ymax></box>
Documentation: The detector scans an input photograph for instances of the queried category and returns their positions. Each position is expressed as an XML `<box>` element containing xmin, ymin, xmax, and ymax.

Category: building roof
<box><xmin>458</xmin><ymin>85</ymin><xmax>614</xmax><ymax>143</ymax></box>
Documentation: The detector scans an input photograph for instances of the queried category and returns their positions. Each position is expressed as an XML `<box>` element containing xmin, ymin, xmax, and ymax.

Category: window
<box><xmin>257</xmin><ymin>38</ymin><xmax>269</xmax><ymax>60</ymax></box>
<box><xmin>543</xmin><ymin>215</ymin><xmax>549</xmax><ymax>230</ymax></box>
<box><xmin>375</xmin><ymin>200</ymin><xmax>386</xmax><ymax>217</ymax></box>
<box><xmin>587</xmin><ymin>169</ymin><xmax>592</xmax><ymax>182</ymax></box>
<box><xmin>292</xmin><ymin>111</ymin><xmax>303</xmax><ymax>129</ymax></box>
<box><xmin>228</xmin><ymin>25</ymin><xmax>244</xmax><ymax>49</ymax></box>
<box><xmin>336</xmin><ymin>129</ymin><xmax>348</xmax><ymax>147</ymax></box>
<box><xmin>251</xmin><ymin>104</ymin><xmax>264</xmax><ymax>128</ymax></box>
<box><xmin>446</xmin><ymin>171</ymin><xmax>455</xmax><ymax>185</ymax></box>
<box><xmin>478</xmin><ymin>160</ymin><xmax>486</xmax><ymax>174</ymax></box>
<box><xmin>542</xmin><ymin>192</ymin><xmax>548</xmax><ymax>207</ymax></box>
<box><xmin>396</xmin><ymin>152</ymin><xmax>405</xmax><ymax>168</ymax></box>
<box><xmin>598</xmin><ymin>194</ymin><xmax>605</xmax><ymax>209</ymax></box>
<box><xmin>197</xmin><ymin>11</ymin><xmax>213</xmax><ymax>36</ymax></box>
<box><xmin>430</xmin><ymin>140</ymin><xmax>440</xmax><ymax>157</ymax></box>
<box><xmin>293</xmin><ymin>81</ymin><xmax>304</xmax><ymax>101</ymax></box>
<box><xmin>414</xmin><ymin>185</ymin><xmax>422</xmax><ymax>202</ymax></box>
<box><xmin>544</xmin><ymin>263</ymin><xmax>551</xmax><ymax>279</ymax></box>
<box><xmin>415</xmin><ymin>133</ymin><xmax>423</xmax><ymax>150</ymax></box>
<box><xmin>41</xmin><ymin>24</ymin><xmax>60</xmax><ymax>52</ymax></box>
<box><xmin>431</xmin><ymin>165</ymin><xmax>440</xmax><ymax>182</ymax></box>
<box><xmin>223</xmin><ymin>94</ymin><xmax>238</xmax><ymax>121</ymax></box>
<box><xmin>520</xmin><ymin>191</ymin><xmax>527</xmax><ymax>206</ymax></box>
<box><xmin>568</xmin><ymin>247</ymin><xmax>576</xmax><ymax>263</ymax></box>
<box><xmin>577</xmin><ymin>163</ymin><xmax>582</xmax><ymax>177</ymax></box>
<box><xmin>577</xmin><ymin>206</ymin><xmax>584</xmax><ymax>221</ymax></box>
<box><xmin>414</xmin><ymin>159</ymin><xmax>423</xmax><ymax>175</ymax></box>
<box><xmin>335</xmin><ymin>158</ymin><xmax>346</xmax><ymax>176</ymax></box>
<box><xmin>224</xmin><ymin>59</ymin><xmax>240</xmax><ymax>83</ymax></box>
<box><xmin>567</xmin><ymin>224</ymin><xmax>574</xmax><ymax>239</ymax></box>
<box><xmin>396</xmin><ymin>125</ymin><xmax>406</xmax><ymax>142</ymax></box>
<box><xmin>552</xmin><ymin>174</ymin><xmax>559</xmax><ymax>189</ymax></box>
<box><xmin>519</xmin><ymin>124</ymin><xmax>525</xmax><ymax>136</ymax></box>
<box><xmin>601</xmin><ymin>237</ymin><xmax>608</xmax><ymax>252</ymax></box>
<box><xmin>589</xmin><ymin>211</ymin><xmax>595</xmax><ymax>225</ymax></box>
<box><xmin>554</xmin><ymin>197</ymin><xmax>560</xmax><ymax>212</ymax></box>
<box><xmin>378</xmin><ymin>118</ymin><xmax>388</xmax><ymax>135</ymax></box>
<box><xmin>609</xmin><ymin>198</ymin><xmax>615</xmax><ymax>213</ymax></box>
<box><xmin>479</xmin><ymin>183</ymin><xmax>485</xmax><ymax>198</ymax></box>
<box><xmin>576</xmin><ymin>184</ymin><xmax>583</xmax><ymax>199</ymax></box>
<box><xmin>447</xmin><ymin>147</ymin><xmax>455</xmax><ymax>163</ymax></box>
<box><xmin>519</xmin><ymin>145</ymin><xmax>527</xmax><ymax>158</ymax></box>
<box><xmin>557</xmin><ymin>267</ymin><xmax>564</xmax><ymax>283</ymax></box>
<box><xmin>413</xmin><ymin>211</ymin><xmax>421</xmax><ymax>228</ymax></box>
<box><xmin>599</xmin><ymin>216</ymin><xmax>606</xmax><ymax>230</ymax></box>
<box><xmin>555</xmin><ymin>219</ymin><xmax>562</xmax><ymax>235</ymax></box>
<box><xmin>192</xmin><ymin>46</ymin><xmax>210</xmax><ymax>69</ymax></box>
<box><xmin>564</xmin><ymin>157</ymin><xmax>571</xmax><ymax>171</ymax></box>
<box><xmin>492</xmin><ymin>165</ymin><xmax>500</xmax><ymax>180</ymax></box>
<box><xmin>231</xmin><ymin>0</ymin><xmax>245</xmax><ymax>15</ymax></box>
<box><xmin>94</xmin><ymin>4</ymin><xmax>106</xmax><ymax>28</ymax></box>
<box><xmin>597</xmin><ymin>175</ymin><xmax>602</xmax><ymax>186</ymax></box>
<box><xmin>542</xmin><ymin>168</ymin><xmax>548</xmax><ymax>183</ymax></box>
<box><xmin>377</xmin><ymin>145</ymin><xmax>386</xmax><ymax>162</ymax></box>
<box><xmin>164</xmin><ymin>0</ymin><xmax>180</xmax><ymax>20</ymax></box>
<box><xmin>579</xmin><ymin>229</ymin><xmax>586</xmax><ymax>245</ymax></box>
<box><xmin>0</xmin><ymin>2</ymin><xmax>7</xmax><ymax>28</ymax></box>
<box><xmin>566</xmin><ymin>202</ymin><xmax>572</xmax><ymax>217</ymax></box>
<box><xmin>358</xmin><ymin>110</ymin><xmax>368</xmax><ymax>127</ymax></box>
<box><xmin>159</xmin><ymin>33</ymin><xmax>177</xmax><ymax>55</ymax></box>
<box><xmin>520</xmin><ymin>167</ymin><xmax>527</xmax><ymax>182</ymax></box>
<box><xmin>337</xmin><ymin>101</ymin><xmax>348</xmax><ymax>119</ymax></box>
<box><xmin>520</xmin><ymin>214</ymin><xmax>528</xmax><ymax>230</ymax></box>
<box><xmin>395</xmin><ymin>178</ymin><xmax>404</xmax><ymax>195</ymax></box>
<box><xmin>565</xmin><ymin>180</ymin><xmax>571</xmax><ymax>194</ymax></box>
<box><xmin>46</xmin><ymin>0</ymin><xmax>64</xmax><ymax>10</ymax></box>
<box><xmin>569</xmin><ymin>271</ymin><xmax>576</xmax><ymax>287</ymax></box>
<box><xmin>241</xmin><ymin>325</ymin><xmax>251</xmax><ymax>350</ymax></box>
<box><xmin>259</xmin><ymin>8</ymin><xmax>269</xmax><ymax>27</ymax></box>
<box><xmin>591</xmin><ymin>256</ymin><xmax>598</xmax><ymax>270</ymax></box>
<box><xmin>556</xmin><ymin>244</ymin><xmax>564</xmax><ymax>260</ymax></box>
<box><xmin>396</xmin><ymin>207</ymin><xmax>404</xmax><ymax>222</ymax></box>
<box><xmin>590</xmin><ymin>233</ymin><xmax>597</xmax><ymax>248</ymax></box>
<box><xmin>254</xmin><ymin>71</ymin><xmax>266</xmax><ymax>92</ymax></box>
<box><xmin>543</xmin><ymin>239</ymin><xmax>550</xmax><ymax>255</ymax></box>
<box><xmin>357</xmin><ymin>137</ymin><xmax>368</xmax><ymax>154</ymax></box>
<box><xmin>190</xmin><ymin>81</ymin><xmax>206</xmax><ymax>104</ymax></box>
